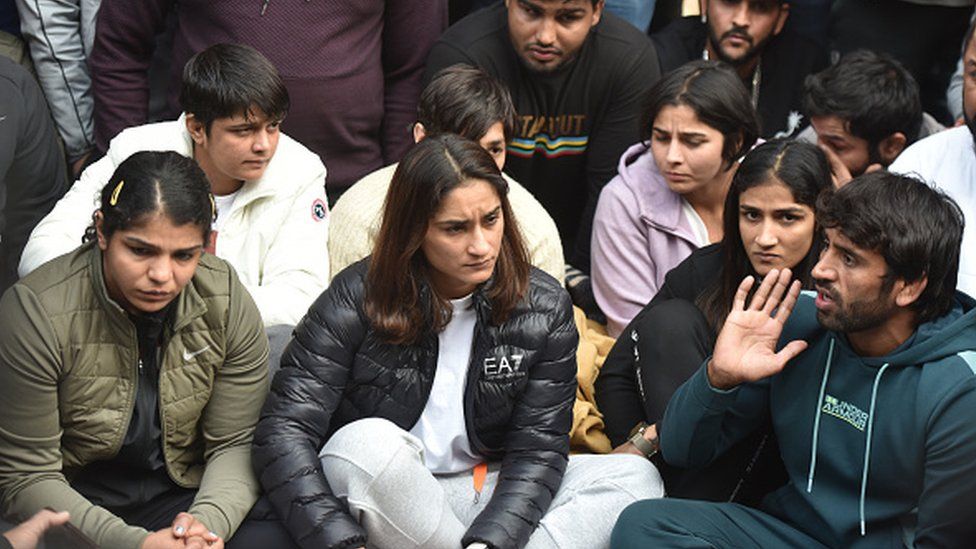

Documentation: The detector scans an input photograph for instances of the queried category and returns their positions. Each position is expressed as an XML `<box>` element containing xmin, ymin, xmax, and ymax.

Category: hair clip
<box><xmin>209</xmin><ymin>194</ymin><xmax>217</xmax><ymax>220</ymax></box>
<box><xmin>109</xmin><ymin>180</ymin><xmax>125</xmax><ymax>206</ymax></box>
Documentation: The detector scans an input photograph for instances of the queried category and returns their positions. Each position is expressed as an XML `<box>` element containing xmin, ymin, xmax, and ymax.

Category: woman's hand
<box><xmin>1</xmin><ymin>509</ymin><xmax>70</xmax><ymax>549</ymax></box>
<box><xmin>142</xmin><ymin>530</ymin><xmax>223</xmax><ymax>549</ymax></box>
<box><xmin>141</xmin><ymin>512</ymin><xmax>223</xmax><ymax>549</ymax></box>
<box><xmin>141</xmin><ymin>529</ymin><xmax>184</xmax><ymax>549</ymax></box>
<box><xmin>610</xmin><ymin>441</ymin><xmax>646</xmax><ymax>457</ymax></box>
<box><xmin>611</xmin><ymin>423</ymin><xmax>658</xmax><ymax>457</ymax></box>
<box><xmin>170</xmin><ymin>513</ymin><xmax>222</xmax><ymax>548</ymax></box>
<box><xmin>706</xmin><ymin>269</ymin><xmax>808</xmax><ymax>390</ymax></box>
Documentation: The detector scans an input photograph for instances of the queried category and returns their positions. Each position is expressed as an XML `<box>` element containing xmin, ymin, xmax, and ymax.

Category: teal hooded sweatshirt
<box><xmin>660</xmin><ymin>292</ymin><xmax>976</xmax><ymax>548</ymax></box>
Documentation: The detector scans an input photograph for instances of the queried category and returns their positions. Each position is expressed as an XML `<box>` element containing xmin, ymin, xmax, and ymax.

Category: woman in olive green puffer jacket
<box><xmin>0</xmin><ymin>152</ymin><xmax>279</xmax><ymax>549</ymax></box>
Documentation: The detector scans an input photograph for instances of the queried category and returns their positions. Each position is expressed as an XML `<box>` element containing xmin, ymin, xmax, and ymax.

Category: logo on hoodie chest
<box><xmin>821</xmin><ymin>394</ymin><xmax>868</xmax><ymax>431</ymax></box>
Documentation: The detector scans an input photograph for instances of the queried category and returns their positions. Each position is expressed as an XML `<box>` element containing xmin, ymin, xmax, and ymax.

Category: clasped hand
<box><xmin>142</xmin><ymin>512</ymin><xmax>223</xmax><ymax>549</ymax></box>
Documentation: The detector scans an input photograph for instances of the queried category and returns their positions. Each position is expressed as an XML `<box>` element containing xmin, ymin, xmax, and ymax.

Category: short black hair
<box><xmin>180</xmin><ymin>43</ymin><xmax>290</xmax><ymax>134</ymax></box>
<box><xmin>817</xmin><ymin>171</ymin><xmax>965</xmax><ymax>324</ymax></box>
<box><xmin>804</xmin><ymin>49</ymin><xmax>922</xmax><ymax>147</ymax></box>
<box><xmin>418</xmin><ymin>64</ymin><xmax>518</xmax><ymax>142</ymax></box>
<box><xmin>640</xmin><ymin>60</ymin><xmax>759</xmax><ymax>169</ymax></box>
<box><xmin>84</xmin><ymin>151</ymin><xmax>214</xmax><ymax>245</ymax></box>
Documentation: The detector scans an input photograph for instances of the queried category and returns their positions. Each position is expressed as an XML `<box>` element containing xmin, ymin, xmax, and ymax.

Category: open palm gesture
<box><xmin>707</xmin><ymin>269</ymin><xmax>809</xmax><ymax>390</ymax></box>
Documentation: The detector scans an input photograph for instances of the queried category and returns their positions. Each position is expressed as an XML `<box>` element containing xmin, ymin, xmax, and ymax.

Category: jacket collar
<box><xmin>618</xmin><ymin>143</ymin><xmax>694</xmax><ymax>237</ymax></box>
<box><xmin>87</xmin><ymin>242</ymin><xmax>208</xmax><ymax>333</ymax></box>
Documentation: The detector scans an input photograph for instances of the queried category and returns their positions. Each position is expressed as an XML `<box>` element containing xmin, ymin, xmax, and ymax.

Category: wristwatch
<box><xmin>628</xmin><ymin>423</ymin><xmax>659</xmax><ymax>459</ymax></box>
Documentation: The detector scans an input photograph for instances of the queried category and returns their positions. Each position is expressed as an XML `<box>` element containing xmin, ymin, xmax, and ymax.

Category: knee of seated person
<box><xmin>613</xmin><ymin>455</ymin><xmax>663</xmax><ymax>482</ymax></box>
<box><xmin>611</xmin><ymin>499</ymin><xmax>672</xmax><ymax>539</ymax></box>
<box><xmin>320</xmin><ymin>417</ymin><xmax>416</xmax><ymax>462</ymax></box>
<box><xmin>598</xmin><ymin>455</ymin><xmax>665</xmax><ymax>498</ymax></box>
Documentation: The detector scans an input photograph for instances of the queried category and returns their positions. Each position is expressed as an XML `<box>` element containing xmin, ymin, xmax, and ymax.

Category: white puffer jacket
<box><xmin>19</xmin><ymin>114</ymin><xmax>330</xmax><ymax>326</ymax></box>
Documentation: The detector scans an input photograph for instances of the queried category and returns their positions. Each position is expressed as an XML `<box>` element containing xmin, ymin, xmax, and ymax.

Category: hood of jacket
<box><xmin>614</xmin><ymin>141</ymin><xmax>691</xmax><ymax>237</ymax></box>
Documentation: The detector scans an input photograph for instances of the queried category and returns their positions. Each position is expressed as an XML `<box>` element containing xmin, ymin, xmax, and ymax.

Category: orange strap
<box><xmin>473</xmin><ymin>462</ymin><xmax>488</xmax><ymax>503</ymax></box>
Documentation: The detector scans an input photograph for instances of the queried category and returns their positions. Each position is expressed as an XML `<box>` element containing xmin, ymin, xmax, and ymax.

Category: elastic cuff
<box><xmin>689</xmin><ymin>359</ymin><xmax>739</xmax><ymax>412</ymax></box>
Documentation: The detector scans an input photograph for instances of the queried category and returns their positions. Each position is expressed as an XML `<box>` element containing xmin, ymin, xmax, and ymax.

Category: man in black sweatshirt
<box><xmin>652</xmin><ymin>0</ymin><xmax>827</xmax><ymax>138</ymax></box>
<box><xmin>425</xmin><ymin>0</ymin><xmax>660</xmax><ymax>273</ymax></box>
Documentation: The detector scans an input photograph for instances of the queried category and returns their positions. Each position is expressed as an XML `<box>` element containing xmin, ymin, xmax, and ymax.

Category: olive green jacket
<box><xmin>0</xmin><ymin>243</ymin><xmax>269</xmax><ymax>548</ymax></box>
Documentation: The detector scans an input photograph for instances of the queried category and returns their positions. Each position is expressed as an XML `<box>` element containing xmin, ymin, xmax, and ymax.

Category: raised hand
<box><xmin>707</xmin><ymin>269</ymin><xmax>809</xmax><ymax>390</ymax></box>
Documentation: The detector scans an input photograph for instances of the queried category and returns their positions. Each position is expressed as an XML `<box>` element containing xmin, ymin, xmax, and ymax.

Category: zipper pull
<box><xmin>472</xmin><ymin>462</ymin><xmax>487</xmax><ymax>503</ymax></box>
<box><xmin>138</xmin><ymin>359</ymin><xmax>144</xmax><ymax>375</ymax></box>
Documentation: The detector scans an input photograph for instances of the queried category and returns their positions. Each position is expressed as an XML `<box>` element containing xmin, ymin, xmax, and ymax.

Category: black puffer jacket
<box><xmin>253</xmin><ymin>260</ymin><xmax>578</xmax><ymax>549</ymax></box>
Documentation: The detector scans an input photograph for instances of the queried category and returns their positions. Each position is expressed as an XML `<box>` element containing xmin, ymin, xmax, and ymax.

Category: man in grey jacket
<box><xmin>14</xmin><ymin>0</ymin><xmax>98</xmax><ymax>175</ymax></box>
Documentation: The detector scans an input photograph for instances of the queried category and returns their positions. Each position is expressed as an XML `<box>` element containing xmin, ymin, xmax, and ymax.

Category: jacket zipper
<box><xmin>109</xmin><ymin>327</ymin><xmax>140</xmax><ymax>460</ymax></box>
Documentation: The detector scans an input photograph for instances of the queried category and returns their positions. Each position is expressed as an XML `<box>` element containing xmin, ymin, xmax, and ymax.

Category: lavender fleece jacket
<box><xmin>591</xmin><ymin>142</ymin><xmax>699</xmax><ymax>337</ymax></box>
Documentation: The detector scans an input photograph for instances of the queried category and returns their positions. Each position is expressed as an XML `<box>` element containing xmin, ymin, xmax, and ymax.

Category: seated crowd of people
<box><xmin>1</xmin><ymin>0</ymin><xmax>975</xmax><ymax>548</ymax></box>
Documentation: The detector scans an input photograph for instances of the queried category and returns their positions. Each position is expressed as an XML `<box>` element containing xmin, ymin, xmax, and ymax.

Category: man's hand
<box><xmin>818</xmin><ymin>142</ymin><xmax>881</xmax><ymax>188</ymax></box>
<box><xmin>70</xmin><ymin>150</ymin><xmax>93</xmax><ymax>179</ymax></box>
<box><xmin>1</xmin><ymin>509</ymin><xmax>70</xmax><ymax>549</ymax></box>
<box><xmin>707</xmin><ymin>269</ymin><xmax>808</xmax><ymax>390</ymax></box>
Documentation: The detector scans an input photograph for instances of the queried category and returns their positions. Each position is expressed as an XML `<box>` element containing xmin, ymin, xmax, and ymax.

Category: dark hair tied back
<box><xmin>84</xmin><ymin>151</ymin><xmax>214</xmax><ymax>245</ymax></box>
<box><xmin>640</xmin><ymin>60</ymin><xmax>759</xmax><ymax>169</ymax></box>
<box><xmin>698</xmin><ymin>139</ymin><xmax>832</xmax><ymax>329</ymax></box>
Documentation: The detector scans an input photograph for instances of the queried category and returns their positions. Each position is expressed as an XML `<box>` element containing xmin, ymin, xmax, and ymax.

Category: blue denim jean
<box><xmin>604</xmin><ymin>0</ymin><xmax>656</xmax><ymax>33</ymax></box>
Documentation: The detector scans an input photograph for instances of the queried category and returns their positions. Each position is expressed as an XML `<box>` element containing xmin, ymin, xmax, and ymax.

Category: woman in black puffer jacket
<box><xmin>252</xmin><ymin>135</ymin><xmax>662</xmax><ymax>549</ymax></box>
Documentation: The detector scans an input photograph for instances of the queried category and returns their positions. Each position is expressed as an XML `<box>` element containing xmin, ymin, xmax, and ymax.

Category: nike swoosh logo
<box><xmin>182</xmin><ymin>345</ymin><xmax>211</xmax><ymax>361</ymax></box>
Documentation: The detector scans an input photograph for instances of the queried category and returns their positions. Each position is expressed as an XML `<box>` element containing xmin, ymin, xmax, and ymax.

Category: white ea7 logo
<box><xmin>484</xmin><ymin>354</ymin><xmax>524</xmax><ymax>376</ymax></box>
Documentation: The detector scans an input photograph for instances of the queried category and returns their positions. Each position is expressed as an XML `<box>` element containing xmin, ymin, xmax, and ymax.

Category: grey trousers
<box><xmin>265</xmin><ymin>324</ymin><xmax>293</xmax><ymax>379</ymax></box>
<box><xmin>319</xmin><ymin>418</ymin><xmax>665</xmax><ymax>549</ymax></box>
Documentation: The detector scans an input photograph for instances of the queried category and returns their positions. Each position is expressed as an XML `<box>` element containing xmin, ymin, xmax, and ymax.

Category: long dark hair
<box><xmin>698</xmin><ymin>140</ymin><xmax>831</xmax><ymax>330</ymax></box>
<box><xmin>640</xmin><ymin>60</ymin><xmax>759</xmax><ymax>170</ymax></box>
<box><xmin>83</xmin><ymin>151</ymin><xmax>214</xmax><ymax>245</ymax></box>
<box><xmin>365</xmin><ymin>134</ymin><xmax>530</xmax><ymax>344</ymax></box>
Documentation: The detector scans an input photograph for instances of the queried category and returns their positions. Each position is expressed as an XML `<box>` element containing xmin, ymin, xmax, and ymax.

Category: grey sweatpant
<box><xmin>319</xmin><ymin>418</ymin><xmax>665</xmax><ymax>549</ymax></box>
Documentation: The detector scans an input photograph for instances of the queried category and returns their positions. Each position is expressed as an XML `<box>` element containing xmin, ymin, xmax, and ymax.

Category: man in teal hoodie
<box><xmin>612</xmin><ymin>171</ymin><xmax>976</xmax><ymax>547</ymax></box>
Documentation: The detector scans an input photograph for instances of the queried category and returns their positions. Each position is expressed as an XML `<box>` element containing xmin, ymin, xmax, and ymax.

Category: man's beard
<box><xmin>858</xmin><ymin>144</ymin><xmax>886</xmax><ymax>174</ymax></box>
<box><xmin>705</xmin><ymin>24</ymin><xmax>771</xmax><ymax>67</ymax></box>
<box><xmin>815</xmin><ymin>280</ymin><xmax>895</xmax><ymax>334</ymax></box>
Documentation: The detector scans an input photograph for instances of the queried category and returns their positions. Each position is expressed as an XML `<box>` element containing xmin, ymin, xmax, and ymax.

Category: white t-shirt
<box><xmin>409</xmin><ymin>294</ymin><xmax>481</xmax><ymax>474</ymax></box>
<box><xmin>212</xmin><ymin>191</ymin><xmax>239</xmax><ymax>233</ymax></box>
<box><xmin>889</xmin><ymin>125</ymin><xmax>976</xmax><ymax>297</ymax></box>
<box><xmin>681</xmin><ymin>199</ymin><xmax>710</xmax><ymax>247</ymax></box>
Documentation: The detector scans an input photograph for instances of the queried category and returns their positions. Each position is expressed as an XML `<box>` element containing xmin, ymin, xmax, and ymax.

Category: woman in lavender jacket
<box><xmin>591</xmin><ymin>60</ymin><xmax>759</xmax><ymax>336</ymax></box>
